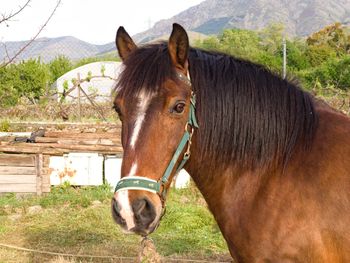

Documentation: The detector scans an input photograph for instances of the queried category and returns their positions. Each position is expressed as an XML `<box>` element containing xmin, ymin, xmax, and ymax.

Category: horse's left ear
<box><xmin>116</xmin><ymin>26</ymin><xmax>137</xmax><ymax>61</ymax></box>
<box><xmin>168</xmin><ymin>23</ymin><xmax>189</xmax><ymax>72</ymax></box>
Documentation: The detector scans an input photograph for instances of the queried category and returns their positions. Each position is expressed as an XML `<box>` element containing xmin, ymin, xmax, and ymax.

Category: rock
<box><xmin>108</xmin><ymin>128</ymin><xmax>119</xmax><ymax>133</ymax></box>
<box><xmin>8</xmin><ymin>214</ymin><xmax>22</xmax><ymax>221</ymax></box>
<box><xmin>84</xmin><ymin>128</ymin><xmax>97</xmax><ymax>133</ymax></box>
<box><xmin>28</xmin><ymin>205</ymin><xmax>43</xmax><ymax>214</ymax></box>
<box><xmin>91</xmin><ymin>200</ymin><xmax>102</xmax><ymax>207</ymax></box>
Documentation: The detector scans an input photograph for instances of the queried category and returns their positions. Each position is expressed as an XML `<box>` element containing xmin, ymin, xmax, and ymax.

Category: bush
<box><xmin>48</xmin><ymin>55</ymin><xmax>72</xmax><ymax>85</ymax></box>
<box><xmin>298</xmin><ymin>55</ymin><xmax>350</xmax><ymax>91</ymax></box>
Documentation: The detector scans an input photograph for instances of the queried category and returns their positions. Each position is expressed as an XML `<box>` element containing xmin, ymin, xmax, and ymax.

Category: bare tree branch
<box><xmin>0</xmin><ymin>0</ymin><xmax>32</xmax><ymax>24</ymax></box>
<box><xmin>3</xmin><ymin>42</ymin><xmax>11</xmax><ymax>62</ymax></box>
<box><xmin>1</xmin><ymin>0</ymin><xmax>62</xmax><ymax>68</ymax></box>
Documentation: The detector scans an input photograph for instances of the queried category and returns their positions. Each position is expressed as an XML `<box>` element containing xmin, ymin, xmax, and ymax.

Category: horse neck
<box><xmin>185</xmin><ymin>155</ymin><xmax>267</xmax><ymax>260</ymax></box>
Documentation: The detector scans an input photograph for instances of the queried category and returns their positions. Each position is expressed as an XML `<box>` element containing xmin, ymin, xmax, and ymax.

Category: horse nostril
<box><xmin>111</xmin><ymin>198</ymin><xmax>125</xmax><ymax>224</ymax></box>
<box><xmin>133</xmin><ymin>199</ymin><xmax>147</xmax><ymax>214</ymax></box>
<box><xmin>132</xmin><ymin>198</ymin><xmax>156</xmax><ymax>226</ymax></box>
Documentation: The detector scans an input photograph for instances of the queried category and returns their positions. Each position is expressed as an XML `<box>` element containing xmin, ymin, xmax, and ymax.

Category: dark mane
<box><xmin>116</xmin><ymin>43</ymin><xmax>318</xmax><ymax>171</ymax></box>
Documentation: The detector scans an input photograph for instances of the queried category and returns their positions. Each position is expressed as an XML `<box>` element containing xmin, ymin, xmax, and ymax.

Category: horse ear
<box><xmin>168</xmin><ymin>23</ymin><xmax>189</xmax><ymax>72</ymax></box>
<box><xmin>116</xmin><ymin>26</ymin><xmax>137</xmax><ymax>61</ymax></box>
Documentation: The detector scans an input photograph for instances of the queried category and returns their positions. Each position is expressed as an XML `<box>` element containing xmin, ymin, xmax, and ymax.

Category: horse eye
<box><xmin>113</xmin><ymin>105</ymin><xmax>123</xmax><ymax>119</ymax></box>
<box><xmin>172</xmin><ymin>102</ymin><xmax>185</xmax><ymax>114</ymax></box>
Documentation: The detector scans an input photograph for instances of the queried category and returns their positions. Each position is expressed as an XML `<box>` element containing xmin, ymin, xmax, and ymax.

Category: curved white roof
<box><xmin>56</xmin><ymin>61</ymin><xmax>122</xmax><ymax>102</ymax></box>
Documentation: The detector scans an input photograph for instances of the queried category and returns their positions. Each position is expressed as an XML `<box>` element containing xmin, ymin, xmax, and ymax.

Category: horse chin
<box><xmin>118</xmin><ymin>218</ymin><xmax>160</xmax><ymax>236</ymax></box>
<box><xmin>124</xmin><ymin>225</ymin><xmax>157</xmax><ymax>237</ymax></box>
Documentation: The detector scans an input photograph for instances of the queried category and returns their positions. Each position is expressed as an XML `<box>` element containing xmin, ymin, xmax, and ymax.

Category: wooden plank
<box><xmin>0</xmin><ymin>145</ymin><xmax>63</xmax><ymax>155</ymax></box>
<box><xmin>0</xmin><ymin>166</ymin><xmax>36</xmax><ymax>175</ymax></box>
<box><xmin>0</xmin><ymin>154</ymin><xmax>35</xmax><ymax>167</ymax></box>
<box><xmin>41</xmin><ymin>168</ymin><xmax>50</xmax><ymax>175</ymax></box>
<box><xmin>0</xmin><ymin>132</ymin><xmax>32</xmax><ymax>137</ymax></box>
<box><xmin>43</xmin><ymin>155</ymin><xmax>50</xmax><ymax>167</ymax></box>
<box><xmin>36</xmin><ymin>154</ymin><xmax>43</xmax><ymax>195</ymax></box>
<box><xmin>0</xmin><ymin>184</ymin><xmax>36</xmax><ymax>193</ymax></box>
<box><xmin>35</xmin><ymin>137</ymin><xmax>120</xmax><ymax>146</ymax></box>
<box><xmin>0</xmin><ymin>144</ymin><xmax>123</xmax><ymax>155</ymax></box>
<box><xmin>44</xmin><ymin>131</ymin><xmax>120</xmax><ymax>139</ymax></box>
<box><xmin>0</xmin><ymin>174</ymin><xmax>36</xmax><ymax>184</ymax></box>
<box><xmin>13</xmin><ymin>143</ymin><xmax>123</xmax><ymax>153</ymax></box>
<box><xmin>42</xmin><ymin>174</ymin><xmax>50</xmax><ymax>185</ymax></box>
<box><xmin>42</xmin><ymin>183</ymin><xmax>51</xmax><ymax>193</ymax></box>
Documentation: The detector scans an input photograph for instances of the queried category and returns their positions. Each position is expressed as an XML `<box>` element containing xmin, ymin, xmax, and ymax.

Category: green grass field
<box><xmin>0</xmin><ymin>184</ymin><xmax>231</xmax><ymax>262</ymax></box>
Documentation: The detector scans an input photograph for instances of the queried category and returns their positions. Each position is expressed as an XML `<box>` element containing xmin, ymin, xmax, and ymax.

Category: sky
<box><xmin>0</xmin><ymin>0</ymin><xmax>204</xmax><ymax>44</ymax></box>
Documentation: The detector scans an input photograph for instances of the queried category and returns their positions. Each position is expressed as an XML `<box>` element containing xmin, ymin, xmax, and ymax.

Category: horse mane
<box><xmin>116</xmin><ymin>43</ymin><xmax>319</xmax><ymax>171</ymax></box>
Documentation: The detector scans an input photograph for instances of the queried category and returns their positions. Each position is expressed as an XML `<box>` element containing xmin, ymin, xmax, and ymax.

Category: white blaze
<box><xmin>116</xmin><ymin>90</ymin><xmax>155</xmax><ymax>230</ymax></box>
<box><xmin>116</xmin><ymin>162</ymin><xmax>138</xmax><ymax>230</ymax></box>
<box><xmin>130</xmin><ymin>90</ymin><xmax>153</xmax><ymax>149</ymax></box>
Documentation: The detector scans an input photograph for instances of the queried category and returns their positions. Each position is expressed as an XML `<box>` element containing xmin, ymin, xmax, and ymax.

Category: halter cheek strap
<box><xmin>114</xmin><ymin>73</ymin><xmax>199</xmax><ymax>203</ymax></box>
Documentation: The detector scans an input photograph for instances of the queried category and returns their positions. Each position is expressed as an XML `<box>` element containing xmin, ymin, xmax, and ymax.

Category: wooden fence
<box><xmin>0</xmin><ymin>153</ymin><xmax>50</xmax><ymax>194</ymax></box>
<box><xmin>0</xmin><ymin>128</ymin><xmax>122</xmax><ymax>194</ymax></box>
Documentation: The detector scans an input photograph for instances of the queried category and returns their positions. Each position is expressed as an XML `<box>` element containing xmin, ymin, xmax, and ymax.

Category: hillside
<box><xmin>134</xmin><ymin>0</ymin><xmax>350</xmax><ymax>42</ymax></box>
<box><xmin>0</xmin><ymin>36</ymin><xmax>114</xmax><ymax>63</ymax></box>
<box><xmin>2</xmin><ymin>0</ymin><xmax>350</xmax><ymax>62</ymax></box>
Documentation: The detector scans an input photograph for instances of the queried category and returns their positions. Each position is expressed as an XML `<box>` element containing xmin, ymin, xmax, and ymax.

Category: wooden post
<box><xmin>36</xmin><ymin>153</ymin><xmax>43</xmax><ymax>195</ymax></box>
<box><xmin>77</xmin><ymin>73</ymin><xmax>82</xmax><ymax>122</ymax></box>
<box><xmin>78</xmin><ymin>83</ymin><xmax>107</xmax><ymax>121</ymax></box>
<box><xmin>282</xmin><ymin>37</ymin><xmax>287</xmax><ymax>79</ymax></box>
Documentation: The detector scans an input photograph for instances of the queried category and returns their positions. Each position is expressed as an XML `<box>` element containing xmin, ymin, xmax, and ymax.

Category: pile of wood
<box><xmin>0</xmin><ymin>153</ymin><xmax>49</xmax><ymax>194</ymax></box>
<box><xmin>0</xmin><ymin>129</ymin><xmax>123</xmax><ymax>156</ymax></box>
<box><xmin>0</xmin><ymin>128</ymin><xmax>123</xmax><ymax>194</ymax></box>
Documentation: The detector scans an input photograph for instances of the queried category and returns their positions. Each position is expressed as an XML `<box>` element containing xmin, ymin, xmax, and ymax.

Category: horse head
<box><xmin>111</xmin><ymin>24</ymin><xmax>197</xmax><ymax>236</ymax></box>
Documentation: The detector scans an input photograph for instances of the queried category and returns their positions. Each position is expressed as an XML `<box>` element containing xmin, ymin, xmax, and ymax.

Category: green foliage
<box><xmin>0</xmin><ymin>65</ymin><xmax>21</xmax><ymax>107</ymax></box>
<box><xmin>285</xmin><ymin>39</ymin><xmax>310</xmax><ymax>71</ymax></box>
<box><xmin>307</xmin><ymin>22</ymin><xmax>350</xmax><ymax>56</ymax></box>
<box><xmin>0</xmin><ymin>23</ymin><xmax>349</xmax><ymax>109</ymax></box>
<box><xmin>305</xmin><ymin>45</ymin><xmax>337</xmax><ymax>66</ymax></box>
<box><xmin>48</xmin><ymin>55</ymin><xmax>72</xmax><ymax>84</ymax></box>
<box><xmin>17</xmin><ymin>59</ymin><xmax>50</xmax><ymax>102</ymax></box>
<box><xmin>0</xmin><ymin>119</ymin><xmax>10</xmax><ymax>132</ymax></box>
<box><xmin>299</xmin><ymin>55</ymin><xmax>350</xmax><ymax>91</ymax></box>
<box><xmin>0</xmin><ymin>58</ymin><xmax>49</xmax><ymax>107</ymax></box>
<box><xmin>197</xmin><ymin>22</ymin><xmax>350</xmax><ymax>92</ymax></box>
<box><xmin>259</xmin><ymin>23</ymin><xmax>285</xmax><ymax>55</ymax></box>
<box><xmin>100</xmin><ymin>64</ymin><xmax>106</xmax><ymax>76</ymax></box>
<box><xmin>219</xmin><ymin>29</ymin><xmax>263</xmax><ymax>60</ymax></box>
<box><xmin>86</xmin><ymin>71</ymin><xmax>92</xmax><ymax>82</ymax></box>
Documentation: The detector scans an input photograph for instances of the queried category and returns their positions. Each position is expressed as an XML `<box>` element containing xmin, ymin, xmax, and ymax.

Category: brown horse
<box><xmin>111</xmin><ymin>24</ymin><xmax>350</xmax><ymax>262</ymax></box>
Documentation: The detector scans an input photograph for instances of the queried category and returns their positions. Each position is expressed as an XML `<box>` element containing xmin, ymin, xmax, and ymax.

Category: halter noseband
<box><xmin>114</xmin><ymin>72</ymin><xmax>199</xmax><ymax>204</ymax></box>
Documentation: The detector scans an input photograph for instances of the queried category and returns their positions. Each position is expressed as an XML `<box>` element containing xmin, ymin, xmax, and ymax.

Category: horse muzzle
<box><xmin>111</xmin><ymin>193</ymin><xmax>160</xmax><ymax>236</ymax></box>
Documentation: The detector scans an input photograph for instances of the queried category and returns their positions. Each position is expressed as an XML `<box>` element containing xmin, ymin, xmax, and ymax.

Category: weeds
<box><xmin>0</xmin><ymin>119</ymin><xmax>10</xmax><ymax>132</ymax></box>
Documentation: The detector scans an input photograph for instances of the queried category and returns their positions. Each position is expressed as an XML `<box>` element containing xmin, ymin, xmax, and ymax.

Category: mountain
<box><xmin>134</xmin><ymin>0</ymin><xmax>350</xmax><ymax>43</ymax></box>
<box><xmin>0</xmin><ymin>36</ymin><xmax>114</xmax><ymax>63</ymax></box>
<box><xmin>3</xmin><ymin>0</ymin><xmax>350</xmax><ymax>63</ymax></box>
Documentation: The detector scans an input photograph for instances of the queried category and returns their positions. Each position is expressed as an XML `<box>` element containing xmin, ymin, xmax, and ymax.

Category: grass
<box><xmin>0</xmin><ymin>184</ymin><xmax>230</xmax><ymax>262</ymax></box>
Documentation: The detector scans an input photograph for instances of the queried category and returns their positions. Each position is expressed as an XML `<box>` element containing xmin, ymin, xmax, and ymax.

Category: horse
<box><xmin>111</xmin><ymin>23</ymin><xmax>350</xmax><ymax>262</ymax></box>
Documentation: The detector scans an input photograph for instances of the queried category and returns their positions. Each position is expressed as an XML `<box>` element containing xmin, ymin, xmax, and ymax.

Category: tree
<box><xmin>0</xmin><ymin>58</ymin><xmax>50</xmax><ymax>106</ymax></box>
<box><xmin>48</xmin><ymin>55</ymin><xmax>73</xmax><ymax>85</ymax></box>
<box><xmin>299</xmin><ymin>55</ymin><xmax>350</xmax><ymax>91</ymax></box>
<box><xmin>0</xmin><ymin>0</ymin><xmax>61</xmax><ymax>67</ymax></box>
<box><xmin>259</xmin><ymin>23</ymin><xmax>285</xmax><ymax>55</ymax></box>
<box><xmin>17</xmin><ymin>59</ymin><xmax>50</xmax><ymax>102</ymax></box>
<box><xmin>306</xmin><ymin>22</ymin><xmax>350</xmax><ymax>57</ymax></box>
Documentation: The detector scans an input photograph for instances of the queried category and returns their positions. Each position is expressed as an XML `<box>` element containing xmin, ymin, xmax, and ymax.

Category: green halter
<box><xmin>114</xmin><ymin>74</ymin><xmax>199</xmax><ymax>202</ymax></box>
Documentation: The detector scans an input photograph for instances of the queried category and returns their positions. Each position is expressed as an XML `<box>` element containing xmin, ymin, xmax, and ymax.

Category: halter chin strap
<box><xmin>114</xmin><ymin>72</ymin><xmax>198</xmax><ymax>203</ymax></box>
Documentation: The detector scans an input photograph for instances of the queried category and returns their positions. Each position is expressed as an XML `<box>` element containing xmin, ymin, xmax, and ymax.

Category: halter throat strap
<box><xmin>114</xmin><ymin>73</ymin><xmax>198</xmax><ymax>203</ymax></box>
